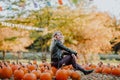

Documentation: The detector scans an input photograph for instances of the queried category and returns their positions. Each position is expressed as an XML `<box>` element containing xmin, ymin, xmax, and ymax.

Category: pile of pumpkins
<box><xmin>0</xmin><ymin>60</ymin><xmax>81</xmax><ymax>80</ymax></box>
<box><xmin>0</xmin><ymin>60</ymin><xmax>120</xmax><ymax>80</ymax></box>
<box><xmin>83</xmin><ymin>62</ymin><xmax>120</xmax><ymax>76</ymax></box>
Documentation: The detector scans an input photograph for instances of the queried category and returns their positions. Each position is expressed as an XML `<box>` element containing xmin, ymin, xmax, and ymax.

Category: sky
<box><xmin>0</xmin><ymin>0</ymin><xmax>120</xmax><ymax>20</ymax></box>
<box><xmin>92</xmin><ymin>0</ymin><xmax>120</xmax><ymax>20</ymax></box>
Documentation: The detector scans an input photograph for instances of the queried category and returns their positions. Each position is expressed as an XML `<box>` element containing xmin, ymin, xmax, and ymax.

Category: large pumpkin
<box><xmin>14</xmin><ymin>68</ymin><xmax>24</xmax><ymax>80</ymax></box>
<box><xmin>70</xmin><ymin>71</ymin><xmax>81</xmax><ymax>80</ymax></box>
<box><xmin>23</xmin><ymin>72</ymin><xmax>37</xmax><ymax>80</ymax></box>
<box><xmin>32</xmin><ymin>69</ymin><xmax>41</xmax><ymax>79</ymax></box>
<box><xmin>0</xmin><ymin>64</ymin><xmax>12</xmax><ymax>79</ymax></box>
<box><xmin>55</xmin><ymin>69</ymin><xmax>69</xmax><ymax>80</ymax></box>
<box><xmin>40</xmin><ymin>72</ymin><xmax>52</xmax><ymax>80</ymax></box>
<box><xmin>111</xmin><ymin>66</ymin><xmax>120</xmax><ymax>76</ymax></box>
<box><xmin>102</xmin><ymin>66</ymin><xmax>111</xmax><ymax>74</ymax></box>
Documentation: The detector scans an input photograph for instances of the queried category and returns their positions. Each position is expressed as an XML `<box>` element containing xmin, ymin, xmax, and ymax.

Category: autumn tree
<box><xmin>0</xmin><ymin>27</ymin><xmax>32</xmax><ymax>60</ymax></box>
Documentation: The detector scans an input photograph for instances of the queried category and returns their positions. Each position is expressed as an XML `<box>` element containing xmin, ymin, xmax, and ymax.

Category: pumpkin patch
<box><xmin>0</xmin><ymin>61</ymin><xmax>120</xmax><ymax>80</ymax></box>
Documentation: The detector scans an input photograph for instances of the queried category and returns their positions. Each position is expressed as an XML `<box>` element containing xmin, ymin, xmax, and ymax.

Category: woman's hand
<box><xmin>72</xmin><ymin>54</ymin><xmax>78</xmax><ymax>61</ymax></box>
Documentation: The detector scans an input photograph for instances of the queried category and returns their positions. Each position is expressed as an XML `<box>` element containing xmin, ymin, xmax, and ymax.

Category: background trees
<box><xmin>0</xmin><ymin>1</ymin><xmax>120</xmax><ymax>63</ymax></box>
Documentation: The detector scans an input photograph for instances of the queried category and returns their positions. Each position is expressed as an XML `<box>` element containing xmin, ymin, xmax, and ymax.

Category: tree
<box><xmin>0</xmin><ymin>27</ymin><xmax>32</xmax><ymax>60</ymax></box>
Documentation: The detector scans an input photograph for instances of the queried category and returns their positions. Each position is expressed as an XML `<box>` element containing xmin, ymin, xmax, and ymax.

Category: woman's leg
<box><xmin>58</xmin><ymin>55</ymin><xmax>93</xmax><ymax>75</ymax></box>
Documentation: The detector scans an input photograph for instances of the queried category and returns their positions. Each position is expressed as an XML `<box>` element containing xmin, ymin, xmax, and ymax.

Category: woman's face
<box><xmin>55</xmin><ymin>32</ymin><xmax>64</xmax><ymax>41</ymax></box>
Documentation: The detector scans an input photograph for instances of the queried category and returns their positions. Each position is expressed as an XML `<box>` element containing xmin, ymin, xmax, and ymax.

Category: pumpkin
<box><xmin>11</xmin><ymin>63</ymin><xmax>20</xmax><ymax>73</ymax></box>
<box><xmin>95</xmin><ymin>66</ymin><xmax>102</xmax><ymax>73</ymax></box>
<box><xmin>40</xmin><ymin>66</ymin><xmax>45</xmax><ymax>73</ymax></box>
<box><xmin>51</xmin><ymin>66</ymin><xmax>58</xmax><ymax>76</ymax></box>
<box><xmin>0</xmin><ymin>64</ymin><xmax>12</xmax><ymax>79</ymax></box>
<box><xmin>33</xmin><ymin>60</ymin><xmax>37</xmax><ymax>65</ymax></box>
<box><xmin>27</xmin><ymin>63</ymin><xmax>36</xmax><ymax>71</ymax></box>
<box><xmin>14</xmin><ymin>68</ymin><xmax>24</xmax><ymax>80</ymax></box>
<box><xmin>111</xmin><ymin>66</ymin><xmax>120</xmax><ymax>76</ymax></box>
<box><xmin>90</xmin><ymin>64</ymin><xmax>97</xmax><ymax>69</ymax></box>
<box><xmin>84</xmin><ymin>65</ymin><xmax>92</xmax><ymax>70</ymax></box>
<box><xmin>40</xmin><ymin>72</ymin><xmax>52</xmax><ymax>80</ymax></box>
<box><xmin>45</xmin><ymin>69</ymin><xmax>54</xmax><ymax>77</ymax></box>
<box><xmin>32</xmin><ymin>69</ymin><xmax>41</xmax><ymax>79</ymax></box>
<box><xmin>0</xmin><ymin>66</ymin><xmax>2</xmax><ymax>78</ymax></box>
<box><xmin>55</xmin><ymin>69</ymin><xmax>69</xmax><ymax>80</ymax></box>
<box><xmin>21</xmin><ymin>66</ymin><xmax>28</xmax><ymax>74</ymax></box>
<box><xmin>102</xmin><ymin>66</ymin><xmax>111</xmax><ymax>74</ymax></box>
<box><xmin>70</xmin><ymin>71</ymin><xmax>81</xmax><ymax>80</ymax></box>
<box><xmin>23</xmin><ymin>72</ymin><xmax>37</xmax><ymax>80</ymax></box>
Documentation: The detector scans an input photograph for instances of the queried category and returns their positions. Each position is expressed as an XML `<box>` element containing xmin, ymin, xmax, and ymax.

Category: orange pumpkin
<box><xmin>70</xmin><ymin>71</ymin><xmax>81</xmax><ymax>80</ymax></box>
<box><xmin>51</xmin><ymin>66</ymin><xmax>58</xmax><ymax>76</ymax></box>
<box><xmin>84</xmin><ymin>65</ymin><xmax>92</xmax><ymax>70</ymax></box>
<box><xmin>23</xmin><ymin>72</ymin><xmax>37</xmax><ymax>80</ymax></box>
<box><xmin>14</xmin><ymin>68</ymin><xmax>24</xmax><ymax>80</ymax></box>
<box><xmin>27</xmin><ymin>63</ymin><xmax>36</xmax><ymax>71</ymax></box>
<box><xmin>111</xmin><ymin>66</ymin><xmax>120</xmax><ymax>76</ymax></box>
<box><xmin>95</xmin><ymin>66</ymin><xmax>102</xmax><ymax>73</ymax></box>
<box><xmin>33</xmin><ymin>60</ymin><xmax>37</xmax><ymax>65</ymax></box>
<box><xmin>32</xmin><ymin>69</ymin><xmax>41</xmax><ymax>79</ymax></box>
<box><xmin>55</xmin><ymin>69</ymin><xmax>69</xmax><ymax>80</ymax></box>
<box><xmin>21</xmin><ymin>66</ymin><xmax>28</xmax><ymax>74</ymax></box>
<box><xmin>40</xmin><ymin>72</ymin><xmax>52</xmax><ymax>80</ymax></box>
<box><xmin>90</xmin><ymin>64</ymin><xmax>97</xmax><ymax>69</ymax></box>
<box><xmin>102</xmin><ymin>66</ymin><xmax>111</xmax><ymax>74</ymax></box>
<box><xmin>11</xmin><ymin>63</ymin><xmax>20</xmax><ymax>73</ymax></box>
<box><xmin>45</xmin><ymin>69</ymin><xmax>54</xmax><ymax>77</ymax></box>
<box><xmin>0</xmin><ymin>64</ymin><xmax>12</xmax><ymax>79</ymax></box>
<box><xmin>40</xmin><ymin>66</ymin><xmax>45</xmax><ymax>73</ymax></box>
<box><xmin>0</xmin><ymin>66</ymin><xmax>3</xmax><ymax>78</ymax></box>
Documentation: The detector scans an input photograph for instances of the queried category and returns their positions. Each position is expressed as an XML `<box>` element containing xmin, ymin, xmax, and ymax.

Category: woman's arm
<box><xmin>56</xmin><ymin>40</ymin><xmax>77</xmax><ymax>55</ymax></box>
<box><xmin>62</xmin><ymin>50</ymin><xmax>71</xmax><ymax>55</ymax></box>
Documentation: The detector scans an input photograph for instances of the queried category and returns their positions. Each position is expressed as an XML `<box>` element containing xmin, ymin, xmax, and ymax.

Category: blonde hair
<box><xmin>49</xmin><ymin>31</ymin><xmax>64</xmax><ymax>52</ymax></box>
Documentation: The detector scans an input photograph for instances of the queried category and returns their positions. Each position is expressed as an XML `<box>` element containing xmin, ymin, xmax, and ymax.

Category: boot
<box><xmin>83</xmin><ymin>70</ymin><xmax>94</xmax><ymax>75</ymax></box>
<box><xmin>76</xmin><ymin>64</ymin><xmax>94</xmax><ymax>75</ymax></box>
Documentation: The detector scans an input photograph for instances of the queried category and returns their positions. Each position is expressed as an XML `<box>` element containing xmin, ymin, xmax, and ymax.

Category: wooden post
<box><xmin>2</xmin><ymin>51</ymin><xmax>6</xmax><ymax>61</ymax></box>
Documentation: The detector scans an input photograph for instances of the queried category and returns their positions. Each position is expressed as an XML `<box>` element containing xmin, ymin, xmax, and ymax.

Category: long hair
<box><xmin>49</xmin><ymin>31</ymin><xmax>64</xmax><ymax>52</ymax></box>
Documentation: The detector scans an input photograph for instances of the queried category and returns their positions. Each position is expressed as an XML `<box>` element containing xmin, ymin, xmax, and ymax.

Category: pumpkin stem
<box><xmin>18</xmin><ymin>67</ymin><xmax>21</xmax><ymax>70</ymax></box>
<box><xmin>28</xmin><ymin>70</ymin><xmax>31</xmax><ymax>73</ymax></box>
<box><xmin>19</xmin><ymin>62</ymin><xmax>22</xmax><ymax>65</ymax></box>
<box><xmin>4</xmin><ymin>62</ymin><xmax>7</xmax><ymax>67</ymax></box>
<box><xmin>12</xmin><ymin>62</ymin><xmax>15</xmax><ymax>65</ymax></box>
<box><xmin>36</xmin><ymin>64</ymin><xmax>38</xmax><ymax>68</ymax></box>
<box><xmin>0</xmin><ymin>65</ymin><xmax>2</xmax><ymax>68</ymax></box>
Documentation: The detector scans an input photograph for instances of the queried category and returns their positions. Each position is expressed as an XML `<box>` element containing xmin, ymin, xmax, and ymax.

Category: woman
<box><xmin>50</xmin><ymin>31</ymin><xmax>93</xmax><ymax>75</ymax></box>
